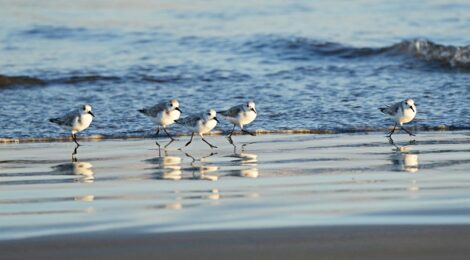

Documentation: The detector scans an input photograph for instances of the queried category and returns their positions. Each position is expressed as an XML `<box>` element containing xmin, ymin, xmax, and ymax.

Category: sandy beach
<box><xmin>2</xmin><ymin>225</ymin><xmax>470</xmax><ymax>260</ymax></box>
<box><xmin>1</xmin><ymin>131</ymin><xmax>470</xmax><ymax>259</ymax></box>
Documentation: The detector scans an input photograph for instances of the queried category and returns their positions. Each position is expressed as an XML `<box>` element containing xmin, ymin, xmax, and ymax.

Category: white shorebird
<box><xmin>49</xmin><ymin>104</ymin><xmax>95</xmax><ymax>146</ymax></box>
<box><xmin>379</xmin><ymin>98</ymin><xmax>417</xmax><ymax>137</ymax></box>
<box><xmin>139</xmin><ymin>99</ymin><xmax>182</xmax><ymax>146</ymax></box>
<box><xmin>218</xmin><ymin>101</ymin><xmax>257</xmax><ymax>144</ymax></box>
<box><xmin>176</xmin><ymin>109</ymin><xmax>219</xmax><ymax>149</ymax></box>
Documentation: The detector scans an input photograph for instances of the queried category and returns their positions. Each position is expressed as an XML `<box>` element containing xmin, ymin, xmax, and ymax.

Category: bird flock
<box><xmin>49</xmin><ymin>100</ymin><xmax>259</xmax><ymax>149</ymax></box>
<box><xmin>49</xmin><ymin>98</ymin><xmax>417</xmax><ymax>149</ymax></box>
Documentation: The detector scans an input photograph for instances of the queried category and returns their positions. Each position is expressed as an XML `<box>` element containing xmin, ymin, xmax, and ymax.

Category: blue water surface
<box><xmin>1</xmin><ymin>0</ymin><xmax>469</xmax><ymax>138</ymax></box>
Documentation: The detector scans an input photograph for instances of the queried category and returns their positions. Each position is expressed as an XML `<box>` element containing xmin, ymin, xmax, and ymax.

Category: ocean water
<box><xmin>1</xmin><ymin>0</ymin><xmax>470</xmax><ymax>139</ymax></box>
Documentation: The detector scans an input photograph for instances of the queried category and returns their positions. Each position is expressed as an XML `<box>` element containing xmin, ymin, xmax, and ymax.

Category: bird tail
<box><xmin>138</xmin><ymin>109</ymin><xmax>146</xmax><ymax>114</ymax></box>
<box><xmin>378</xmin><ymin>107</ymin><xmax>387</xmax><ymax>113</ymax></box>
<box><xmin>49</xmin><ymin>118</ymin><xmax>59</xmax><ymax>123</ymax></box>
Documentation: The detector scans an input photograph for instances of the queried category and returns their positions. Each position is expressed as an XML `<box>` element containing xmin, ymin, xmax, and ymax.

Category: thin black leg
<box><xmin>226</xmin><ymin>125</ymin><xmax>236</xmax><ymax>145</ymax></box>
<box><xmin>386</xmin><ymin>123</ymin><xmax>397</xmax><ymax>137</ymax></box>
<box><xmin>202</xmin><ymin>136</ymin><xmax>217</xmax><ymax>149</ymax></box>
<box><xmin>163</xmin><ymin>128</ymin><xmax>175</xmax><ymax>141</ymax></box>
<box><xmin>155</xmin><ymin>127</ymin><xmax>161</xmax><ymax>147</ymax></box>
<box><xmin>72</xmin><ymin>145</ymin><xmax>79</xmax><ymax>155</ymax></box>
<box><xmin>227</xmin><ymin>135</ymin><xmax>235</xmax><ymax>145</ymax></box>
<box><xmin>182</xmin><ymin>132</ymin><xmax>194</xmax><ymax>148</ymax></box>
<box><xmin>242</xmin><ymin>129</ymin><xmax>256</xmax><ymax>136</ymax></box>
<box><xmin>228</xmin><ymin>124</ymin><xmax>236</xmax><ymax>137</ymax></box>
<box><xmin>72</xmin><ymin>134</ymin><xmax>80</xmax><ymax>146</ymax></box>
<box><xmin>401</xmin><ymin>126</ymin><xmax>415</xmax><ymax>136</ymax></box>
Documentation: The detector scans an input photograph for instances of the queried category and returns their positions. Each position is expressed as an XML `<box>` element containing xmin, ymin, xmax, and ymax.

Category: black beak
<box><xmin>89</xmin><ymin>111</ymin><xmax>95</xmax><ymax>117</ymax></box>
<box><xmin>175</xmin><ymin>107</ymin><xmax>182</xmax><ymax>113</ymax></box>
<box><xmin>410</xmin><ymin>106</ymin><xmax>415</xmax><ymax>112</ymax></box>
<box><xmin>214</xmin><ymin>117</ymin><xmax>220</xmax><ymax>123</ymax></box>
<box><xmin>252</xmin><ymin>108</ymin><xmax>257</xmax><ymax>114</ymax></box>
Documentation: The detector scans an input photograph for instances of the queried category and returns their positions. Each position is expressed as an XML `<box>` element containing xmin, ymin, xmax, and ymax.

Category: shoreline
<box><xmin>0</xmin><ymin>127</ymin><xmax>464</xmax><ymax>144</ymax></box>
<box><xmin>2</xmin><ymin>131</ymin><xmax>470</xmax><ymax>259</ymax></box>
<box><xmin>1</xmin><ymin>225</ymin><xmax>470</xmax><ymax>259</ymax></box>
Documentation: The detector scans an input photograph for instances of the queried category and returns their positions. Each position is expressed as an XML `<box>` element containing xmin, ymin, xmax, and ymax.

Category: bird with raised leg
<box><xmin>379</xmin><ymin>98</ymin><xmax>417</xmax><ymax>137</ymax></box>
<box><xmin>218</xmin><ymin>101</ymin><xmax>257</xmax><ymax>145</ymax></box>
<box><xmin>176</xmin><ymin>109</ymin><xmax>219</xmax><ymax>149</ymax></box>
<box><xmin>49</xmin><ymin>104</ymin><xmax>95</xmax><ymax>153</ymax></box>
<box><xmin>138</xmin><ymin>99</ymin><xmax>182</xmax><ymax>148</ymax></box>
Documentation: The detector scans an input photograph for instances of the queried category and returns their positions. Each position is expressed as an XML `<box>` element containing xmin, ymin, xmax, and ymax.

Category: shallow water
<box><xmin>1</xmin><ymin>0</ymin><xmax>470</xmax><ymax>139</ymax></box>
<box><xmin>1</xmin><ymin>132</ymin><xmax>470</xmax><ymax>240</ymax></box>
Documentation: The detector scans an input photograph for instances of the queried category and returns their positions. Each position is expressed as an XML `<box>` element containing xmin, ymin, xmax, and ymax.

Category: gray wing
<box><xmin>139</xmin><ymin>102</ymin><xmax>166</xmax><ymax>117</ymax></box>
<box><xmin>219</xmin><ymin>104</ymin><xmax>243</xmax><ymax>118</ymax></box>
<box><xmin>49</xmin><ymin>109</ymin><xmax>79</xmax><ymax>126</ymax></box>
<box><xmin>379</xmin><ymin>102</ymin><xmax>400</xmax><ymax>116</ymax></box>
<box><xmin>176</xmin><ymin>114</ymin><xmax>202</xmax><ymax>128</ymax></box>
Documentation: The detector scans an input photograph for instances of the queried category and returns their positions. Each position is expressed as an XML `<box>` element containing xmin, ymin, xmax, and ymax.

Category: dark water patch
<box><xmin>0</xmin><ymin>74</ymin><xmax>121</xmax><ymax>87</ymax></box>
<box><xmin>242</xmin><ymin>35</ymin><xmax>387</xmax><ymax>60</ymax></box>
<box><xmin>0</xmin><ymin>67</ymin><xmax>251</xmax><ymax>89</ymax></box>
<box><xmin>19</xmin><ymin>25</ymin><xmax>87</xmax><ymax>39</ymax></box>
<box><xmin>16</xmin><ymin>25</ymin><xmax>118</xmax><ymax>41</ymax></box>
<box><xmin>58</xmin><ymin>75</ymin><xmax>121</xmax><ymax>84</ymax></box>
<box><xmin>0</xmin><ymin>75</ymin><xmax>45</xmax><ymax>87</ymax></box>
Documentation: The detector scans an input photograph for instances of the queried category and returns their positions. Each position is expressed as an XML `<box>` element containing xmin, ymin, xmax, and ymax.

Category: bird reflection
<box><xmin>230</xmin><ymin>141</ymin><xmax>255</xmax><ymax>154</ymax></box>
<box><xmin>72</xmin><ymin>145</ymin><xmax>79</xmax><ymax>160</ymax></box>
<box><xmin>147</xmin><ymin>150</ymin><xmax>182</xmax><ymax>180</ymax></box>
<box><xmin>184</xmin><ymin>152</ymin><xmax>219</xmax><ymax>181</ymax></box>
<box><xmin>224</xmin><ymin>145</ymin><xmax>259</xmax><ymax>178</ymax></box>
<box><xmin>147</xmin><ymin>150</ymin><xmax>219</xmax><ymax>181</ymax></box>
<box><xmin>388</xmin><ymin>137</ymin><xmax>419</xmax><ymax>173</ymax></box>
<box><xmin>74</xmin><ymin>195</ymin><xmax>95</xmax><ymax>202</ymax></box>
<box><xmin>51</xmin><ymin>159</ymin><xmax>95</xmax><ymax>183</ymax></box>
<box><xmin>156</xmin><ymin>139</ymin><xmax>175</xmax><ymax>151</ymax></box>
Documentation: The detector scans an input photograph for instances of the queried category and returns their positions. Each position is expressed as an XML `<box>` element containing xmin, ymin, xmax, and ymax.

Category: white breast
<box><xmin>156</xmin><ymin>110</ymin><xmax>181</xmax><ymax>127</ymax></box>
<box><xmin>198</xmin><ymin>119</ymin><xmax>217</xmax><ymax>135</ymax></box>
<box><xmin>72</xmin><ymin>114</ymin><xmax>93</xmax><ymax>133</ymax></box>
<box><xmin>397</xmin><ymin>106</ymin><xmax>416</xmax><ymax>124</ymax></box>
<box><xmin>239</xmin><ymin>111</ymin><xmax>257</xmax><ymax>127</ymax></box>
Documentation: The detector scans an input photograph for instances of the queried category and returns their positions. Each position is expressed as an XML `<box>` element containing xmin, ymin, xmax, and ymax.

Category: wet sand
<box><xmin>1</xmin><ymin>131</ymin><xmax>470</xmax><ymax>258</ymax></box>
<box><xmin>1</xmin><ymin>225</ymin><xmax>470</xmax><ymax>260</ymax></box>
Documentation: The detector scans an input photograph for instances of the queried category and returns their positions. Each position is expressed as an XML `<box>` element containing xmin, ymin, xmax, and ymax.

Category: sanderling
<box><xmin>379</xmin><ymin>98</ymin><xmax>417</xmax><ymax>137</ymax></box>
<box><xmin>176</xmin><ymin>109</ymin><xmax>219</xmax><ymax>149</ymax></box>
<box><xmin>218</xmin><ymin>101</ymin><xmax>257</xmax><ymax>144</ymax></box>
<box><xmin>139</xmin><ymin>99</ymin><xmax>182</xmax><ymax>146</ymax></box>
<box><xmin>49</xmin><ymin>104</ymin><xmax>95</xmax><ymax>146</ymax></box>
